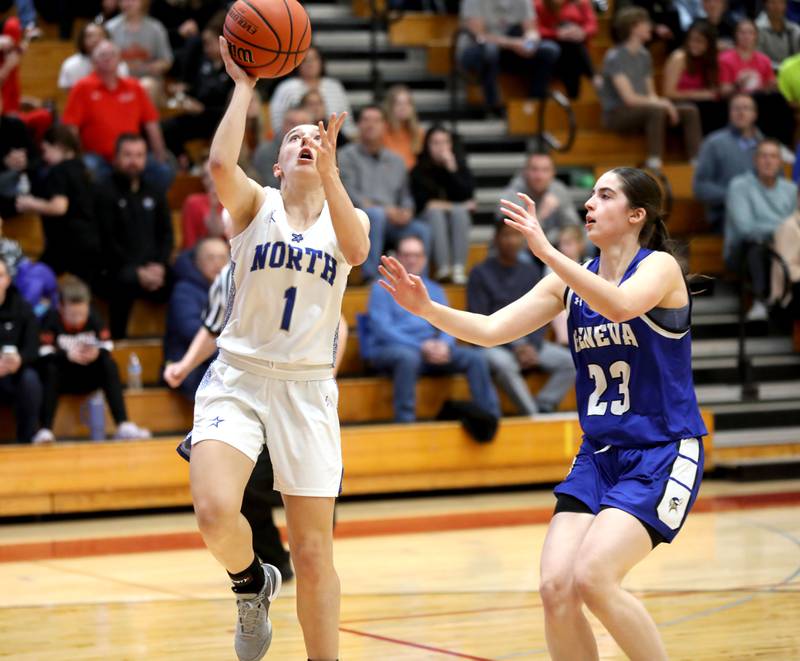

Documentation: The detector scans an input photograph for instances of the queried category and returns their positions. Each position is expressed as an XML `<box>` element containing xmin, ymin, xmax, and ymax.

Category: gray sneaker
<box><xmin>234</xmin><ymin>563</ymin><xmax>282</xmax><ymax>661</ymax></box>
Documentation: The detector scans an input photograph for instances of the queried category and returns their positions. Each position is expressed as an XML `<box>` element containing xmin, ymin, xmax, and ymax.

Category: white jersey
<box><xmin>217</xmin><ymin>187</ymin><xmax>351</xmax><ymax>374</ymax></box>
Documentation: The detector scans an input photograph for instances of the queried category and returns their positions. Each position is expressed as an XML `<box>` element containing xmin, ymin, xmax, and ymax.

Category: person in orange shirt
<box><xmin>382</xmin><ymin>85</ymin><xmax>424</xmax><ymax>170</ymax></box>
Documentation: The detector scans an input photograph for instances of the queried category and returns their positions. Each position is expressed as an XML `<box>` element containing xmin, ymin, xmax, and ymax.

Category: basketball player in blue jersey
<box><xmin>379</xmin><ymin>167</ymin><xmax>706</xmax><ymax>661</ymax></box>
<box><xmin>187</xmin><ymin>37</ymin><xmax>369</xmax><ymax>661</ymax></box>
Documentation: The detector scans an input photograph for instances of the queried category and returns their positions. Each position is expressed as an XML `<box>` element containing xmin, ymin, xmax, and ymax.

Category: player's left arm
<box><xmin>311</xmin><ymin>112</ymin><xmax>370</xmax><ymax>266</ymax></box>
<box><xmin>502</xmin><ymin>193</ymin><xmax>686</xmax><ymax>322</ymax></box>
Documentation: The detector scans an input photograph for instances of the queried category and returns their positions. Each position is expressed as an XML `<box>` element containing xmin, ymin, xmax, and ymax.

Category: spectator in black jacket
<box><xmin>36</xmin><ymin>276</ymin><xmax>151</xmax><ymax>443</ymax></box>
<box><xmin>0</xmin><ymin>94</ymin><xmax>36</xmax><ymax>218</ymax></box>
<box><xmin>161</xmin><ymin>20</ymin><xmax>233</xmax><ymax>164</ymax></box>
<box><xmin>96</xmin><ymin>133</ymin><xmax>174</xmax><ymax>338</ymax></box>
<box><xmin>410</xmin><ymin>125</ymin><xmax>475</xmax><ymax>285</ymax></box>
<box><xmin>0</xmin><ymin>255</ymin><xmax>42</xmax><ymax>443</ymax></box>
<box><xmin>15</xmin><ymin>126</ymin><xmax>102</xmax><ymax>285</ymax></box>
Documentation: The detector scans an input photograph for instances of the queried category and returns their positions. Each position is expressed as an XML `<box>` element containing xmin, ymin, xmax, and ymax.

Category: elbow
<box><xmin>605</xmin><ymin>304</ymin><xmax>635</xmax><ymax>324</ymax></box>
<box><xmin>344</xmin><ymin>244</ymin><xmax>370</xmax><ymax>267</ymax></box>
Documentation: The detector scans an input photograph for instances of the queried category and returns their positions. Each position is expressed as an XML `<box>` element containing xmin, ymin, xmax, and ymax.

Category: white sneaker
<box><xmin>115</xmin><ymin>421</ymin><xmax>152</xmax><ymax>440</ymax></box>
<box><xmin>32</xmin><ymin>428</ymin><xmax>56</xmax><ymax>445</ymax></box>
<box><xmin>746</xmin><ymin>300</ymin><xmax>769</xmax><ymax>322</ymax></box>
<box><xmin>435</xmin><ymin>265</ymin><xmax>451</xmax><ymax>281</ymax></box>
<box><xmin>452</xmin><ymin>264</ymin><xmax>467</xmax><ymax>285</ymax></box>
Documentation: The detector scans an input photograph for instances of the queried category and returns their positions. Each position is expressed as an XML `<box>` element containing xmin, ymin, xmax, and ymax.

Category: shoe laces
<box><xmin>237</xmin><ymin>596</ymin><xmax>264</xmax><ymax>637</ymax></box>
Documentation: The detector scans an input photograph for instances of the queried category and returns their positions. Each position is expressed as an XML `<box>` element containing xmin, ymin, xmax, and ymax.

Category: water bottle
<box><xmin>16</xmin><ymin>172</ymin><xmax>30</xmax><ymax>196</ymax></box>
<box><xmin>86</xmin><ymin>390</ymin><xmax>106</xmax><ymax>441</ymax></box>
<box><xmin>127</xmin><ymin>352</ymin><xmax>142</xmax><ymax>390</ymax></box>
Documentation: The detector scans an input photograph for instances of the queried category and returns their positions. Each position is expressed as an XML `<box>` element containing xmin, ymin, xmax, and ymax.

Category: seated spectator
<box><xmin>299</xmin><ymin>89</ymin><xmax>327</xmax><ymax>125</ymax></box>
<box><xmin>106</xmin><ymin>0</ymin><xmax>173</xmax><ymax>105</ymax></box>
<box><xmin>96</xmin><ymin>133</ymin><xmax>173</xmax><ymax>338</ymax></box>
<box><xmin>163</xmin><ymin>236</ymin><xmax>229</xmax><ymax>399</ymax></box>
<box><xmin>756</xmin><ymin>0</ymin><xmax>800</xmax><ymax>70</ymax></box>
<box><xmin>0</xmin><ymin>93</ymin><xmax>35</xmax><ymax>218</ymax></box>
<box><xmin>338</xmin><ymin>105</ymin><xmax>430</xmax><ymax>281</ymax></box>
<box><xmin>600</xmin><ymin>7</ymin><xmax>702</xmax><ymax>170</ymax></box>
<box><xmin>410</xmin><ymin>125</ymin><xmax>475</xmax><ymax>284</ymax></box>
<box><xmin>58</xmin><ymin>23</ymin><xmax>129</xmax><ymax>91</ymax></box>
<box><xmin>703</xmin><ymin>0</ymin><xmax>737</xmax><ymax>49</ymax></box>
<box><xmin>495</xmin><ymin>151</ymin><xmax>581</xmax><ymax>244</ymax></box>
<box><xmin>613</xmin><ymin>0</ymin><xmax>682</xmax><ymax>48</ymax></box>
<box><xmin>36</xmin><ymin>276</ymin><xmax>150</xmax><ymax>443</ymax></box>
<box><xmin>467</xmin><ymin>222</ymin><xmax>574</xmax><ymax>415</ymax></box>
<box><xmin>725</xmin><ymin>138</ymin><xmax>798</xmax><ymax>319</ymax></box>
<box><xmin>62</xmin><ymin>39</ymin><xmax>174</xmax><ymax>193</ymax></box>
<box><xmin>180</xmin><ymin>159</ymin><xmax>225</xmax><ymax>249</ymax></box>
<box><xmin>269</xmin><ymin>47</ymin><xmax>356</xmax><ymax>140</ymax></box>
<box><xmin>149</xmin><ymin>0</ymin><xmax>222</xmax><ymax>81</ymax></box>
<box><xmin>720</xmin><ymin>18</ymin><xmax>796</xmax><ymax>145</ymax></box>
<box><xmin>252</xmin><ymin>106</ymin><xmax>312</xmax><ymax>189</ymax></box>
<box><xmin>694</xmin><ymin>93</ymin><xmax>761</xmax><ymax>228</ymax></box>
<box><xmin>536</xmin><ymin>0</ymin><xmax>600</xmax><ymax>98</ymax></box>
<box><xmin>365</xmin><ymin>235</ymin><xmax>500</xmax><ymax>423</ymax></box>
<box><xmin>161</xmin><ymin>21</ymin><xmax>232</xmax><ymax>164</ymax></box>
<box><xmin>14</xmin><ymin>127</ymin><xmax>102</xmax><ymax>285</ymax></box>
<box><xmin>457</xmin><ymin>0</ymin><xmax>560</xmax><ymax>115</ymax></box>
<box><xmin>0</xmin><ymin>16</ymin><xmax>51</xmax><ymax>141</ymax></box>
<box><xmin>0</xmin><ymin>255</ymin><xmax>41</xmax><ymax>443</ymax></box>
<box><xmin>383</xmin><ymin>85</ymin><xmax>424</xmax><ymax>169</ymax></box>
<box><xmin>663</xmin><ymin>20</ymin><xmax>728</xmax><ymax>134</ymax></box>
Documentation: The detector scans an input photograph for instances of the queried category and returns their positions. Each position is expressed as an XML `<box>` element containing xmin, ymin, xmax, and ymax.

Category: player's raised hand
<box><xmin>500</xmin><ymin>193</ymin><xmax>554</xmax><ymax>259</ymax></box>
<box><xmin>309</xmin><ymin>112</ymin><xmax>346</xmax><ymax>178</ymax></box>
<box><xmin>218</xmin><ymin>36</ymin><xmax>257</xmax><ymax>88</ymax></box>
<box><xmin>378</xmin><ymin>255</ymin><xmax>434</xmax><ymax>317</ymax></box>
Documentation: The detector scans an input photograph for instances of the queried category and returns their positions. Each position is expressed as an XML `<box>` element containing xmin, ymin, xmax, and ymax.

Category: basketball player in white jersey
<box><xmin>188</xmin><ymin>37</ymin><xmax>369</xmax><ymax>661</ymax></box>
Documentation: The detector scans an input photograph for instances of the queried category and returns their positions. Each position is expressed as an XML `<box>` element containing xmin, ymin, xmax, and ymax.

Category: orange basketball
<box><xmin>223</xmin><ymin>0</ymin><xmax>312</xmax><ymax>79</ymax></box>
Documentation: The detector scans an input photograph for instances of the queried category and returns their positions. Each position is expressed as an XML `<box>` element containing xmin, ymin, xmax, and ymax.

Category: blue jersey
<box><xmin>565</xmin><ymin>248</ymin><xmax>707</xmax><ymax>447</ymax></box>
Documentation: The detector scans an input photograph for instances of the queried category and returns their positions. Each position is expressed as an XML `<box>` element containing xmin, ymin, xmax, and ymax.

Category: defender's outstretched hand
<box><xmin>500</xmin><ymin>193</ymin><xmax>554</xmax><ymax>259</ymax></box>
<box><xmin>218</xmin><ymin>36</ymin><xmax>257</xmax><ymax>88</ymax></box>
<box><xmin>378</xmin><ymin>255</ymin><xmax>434</xmax><ymax>317</ymax></box>
<box><xmin>309</xmin><ymin>112</ymin><xmax>346</xmax><ymax>178</ymax></box>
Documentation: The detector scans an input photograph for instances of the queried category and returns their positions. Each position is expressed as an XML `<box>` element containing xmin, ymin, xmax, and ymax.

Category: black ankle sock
<box><xmin>228</xmin><ymin>556</ymin><xmax>265</xmax><ymax>594</ymax></box>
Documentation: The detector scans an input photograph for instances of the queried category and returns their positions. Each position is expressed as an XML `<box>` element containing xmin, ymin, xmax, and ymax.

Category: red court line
<box><xmin>1</xmin><ymin>489</ymin><xmax>798</xmax><ymax>563</ymax></box>
<box><xmin>340</xmin><ymin>602</ymin><xmax>542</xmax><ymax>625</ymax></box>
<box><xmin>339</xmin><ymin>626</ymin><xmax>493</xmax><ymax>660</ymax></box>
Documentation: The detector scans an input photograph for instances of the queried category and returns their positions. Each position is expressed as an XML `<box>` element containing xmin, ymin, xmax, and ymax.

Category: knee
<box><xmin>573</xmin><ymin>559</ymin><xmax>611</xmax><ymax>610</ymax></box>
<box><xmin>538</xmin><ymin>40</ymin><xmax>561</xmax><ymax>63</ymax></box>
<box><xmin>18</xmin><ymin>367</ymin><xmax>42</xmax><ymax>395</ymax></box>
<box><xmin>193</xmin><ymin>494</ymin><xmax>240</xmax><ymax>540</ymax></box>
<box><xmin>395</xmin><ymin>350</ymin><xmax>423</xmax><ymax>375</ymax></box>
<box><xmin>290</xmin><ymin>534</ymin><xmax>332</xmax><ymax>583</ymax></box>
<box><xmin>539</xmin><ymin>571</ymin><xmax>581</xmax><ymax>617</ymax></box>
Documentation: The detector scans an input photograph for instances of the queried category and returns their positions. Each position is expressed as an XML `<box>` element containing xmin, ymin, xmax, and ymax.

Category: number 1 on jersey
<box><xmin>281</xmin><ymin>287</ymin><xmax>297</xmax><ymax>331</ymax></box>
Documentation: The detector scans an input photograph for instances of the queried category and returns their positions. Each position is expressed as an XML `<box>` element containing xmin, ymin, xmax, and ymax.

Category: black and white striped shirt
<box><xmin>202</xmin><ymin>262</ymin><xmax>233</xmax><ymax>336</ymax></box>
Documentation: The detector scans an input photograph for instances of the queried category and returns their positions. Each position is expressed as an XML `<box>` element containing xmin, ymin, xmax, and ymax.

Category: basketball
<box><xmin>223</xmin><ymin>0</ymin><xmax>312</xmax><ymax>79</ymax></box>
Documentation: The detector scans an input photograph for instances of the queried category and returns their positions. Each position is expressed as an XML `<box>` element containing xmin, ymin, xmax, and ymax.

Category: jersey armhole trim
<box><xmin>639</xmin><ymin>312</ymin><xmax>690</xmax><ymax>339</ymax></box>
<box><xmin>228</xmin><ymin>186</ymin><xmax>273</xmax><ymax>250</ymax></box>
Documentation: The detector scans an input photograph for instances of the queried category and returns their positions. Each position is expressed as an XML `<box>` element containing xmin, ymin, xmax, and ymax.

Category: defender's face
<box><xmin>275</xmin><ymin>124</ymin><xmax>322</xmax><ymax>181</ymax></box>
<box><xmin>583</xmin><ymin>172</ymin><xmax>637</xmax><ymax>244</ymax></box>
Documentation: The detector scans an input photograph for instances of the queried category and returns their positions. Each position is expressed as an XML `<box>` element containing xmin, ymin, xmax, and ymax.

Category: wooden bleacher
<box><xmin>0</xmin><ymin>411</ymin><xmax>715</xmax><ymax>516</ymax></box>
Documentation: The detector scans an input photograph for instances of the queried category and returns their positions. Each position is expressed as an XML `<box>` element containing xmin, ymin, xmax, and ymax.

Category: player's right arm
<box><xmin>209</xmin><ymin>36</ymin><xmax>265</xmax><ymax>236</ymax></box>
<box><xmin>379</xmin><ymin>256</ymin><xmax>565</xmax><ymax>347</ymax></box>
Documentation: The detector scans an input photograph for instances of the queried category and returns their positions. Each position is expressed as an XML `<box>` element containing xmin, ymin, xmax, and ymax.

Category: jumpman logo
<box><xmin>291</xmin><ymin>233</ymin><xmax>303</xmax><ymax>243</ymax></box>
<box><xmin>209</xmin><ymin>416</ymin><xmax>224</xmax><ymax>428</ymax></box>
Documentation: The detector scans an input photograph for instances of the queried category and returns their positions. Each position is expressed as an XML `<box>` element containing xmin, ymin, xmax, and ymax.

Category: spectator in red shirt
<box><xmin>720</xmin><ymin>18</ymin><xmax>796</xmax><ymax>145</ymax></box>
<box><xmin>61</xmin><ymin>39</ymin><xmax>175</xmax><ymax>193</ymax></box>
<box><xmin>0</xmin><ymin>16</ymin><xmax>51</xmax><ymax>142</ymax></box>
<box><xmin>181</xmin><ymin>159</ymin><xmax>225</xmax><ymax>249</ymax></box>
<box><xmin>535</xmin><ymin>0</ymin><xmax>600</xmax><ymax>98</ymax></box>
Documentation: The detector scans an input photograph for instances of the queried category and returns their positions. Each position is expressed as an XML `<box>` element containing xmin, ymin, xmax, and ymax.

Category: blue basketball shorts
<box><xmin>553</xmin><ymin>436</ymin><xmax>704</xmax><ymax>544</ymax></box>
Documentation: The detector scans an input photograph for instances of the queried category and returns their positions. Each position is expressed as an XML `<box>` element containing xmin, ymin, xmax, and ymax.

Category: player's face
<box><xmin>276</xmin><ymin>124</ymin><xmax>322</xmax><ymax>180</ymax></box>
<box><xmin>584</xmin><ymin>172</ymin><xmax>639</xmax><ymax>244</ymax></box>
<box><xmin>62</xmin><ymin>302</ymin><xmax>89</xmax><ymax>328</ymax></box>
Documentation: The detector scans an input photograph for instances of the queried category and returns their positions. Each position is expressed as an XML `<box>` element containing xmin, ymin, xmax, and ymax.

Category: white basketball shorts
<box><xmin>190</xmin><ymin>359</ymin><xmax>342</xmax><ymax>497</ymax></box>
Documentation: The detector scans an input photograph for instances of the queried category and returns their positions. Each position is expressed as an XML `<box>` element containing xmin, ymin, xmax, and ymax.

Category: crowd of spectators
<box><xmin>1</xmin><ymin>0</ymin><xmax>800</xmax><ymax>443</ymax></box>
